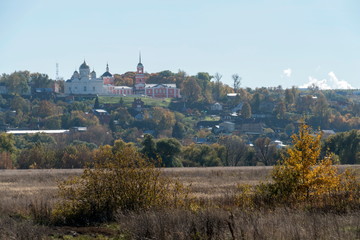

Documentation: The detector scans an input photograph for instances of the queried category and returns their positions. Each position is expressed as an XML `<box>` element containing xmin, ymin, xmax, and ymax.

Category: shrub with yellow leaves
<box><xmin>270</xmin><ymin>123</ymin><xmax>355</xmax><ymax>203</ymax></box>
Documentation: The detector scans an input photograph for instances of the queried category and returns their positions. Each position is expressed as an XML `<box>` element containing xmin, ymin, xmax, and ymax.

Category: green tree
<box><xmin>182</xmin><ymin>143</ymin><xmax>222</xmax><ymax>166</ymax></box>
<box><xmin>10</xmin><ymin>95</ymin><xmax>31</xmax><ymax>114</ymax></box>
<box><xmin>30</xmin><ymin>73</ymin><xmax>51</xmax><ymax>89</ymax></box>
<box><xmin>94</xmin><ymin>96</ymin><xmax>100</xmax><ymax>109</ymax></box>
<box><xmin>172</xmin><ymin>121</ymin><xmax>185</xmax><ymax>139</ymax></box>
<box><xmin>324</xmin><ymin>130</ymin><xmax>360</xmax><ymax>164</ymax></box>
<box><xmin>156</xmin><ymin>138</ymin><xmax>182</xmax><ymax>167</ymax></box>
<box><xmin>3</xmin><ymin>71</ymin><xmax>30</xmax><ymax>95</ymax></box>
<box><xmin>141</xmin><ymin>134</ymin><xmax>157</xmax><ymax>161</ymax></box>
<box><xmin>0</xmin><ymin>133</ymin><xmax>16</xmax><ymax>153</ymax></box>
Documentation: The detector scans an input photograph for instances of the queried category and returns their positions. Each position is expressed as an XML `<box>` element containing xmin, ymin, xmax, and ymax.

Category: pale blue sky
<box><xmin>0</xmin><ymin>0</ymin><xmax>359</xmax><ymax>89</ymax></box>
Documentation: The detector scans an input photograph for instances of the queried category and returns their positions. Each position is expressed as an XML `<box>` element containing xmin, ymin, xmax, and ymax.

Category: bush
<box><xmin>252</xmin><ymin>123</ymin><xmax>358</xmax><ymax>210</ymax></box>
<box><xmin>52</xmin><ymin>145</ymin><xmax>184</xmax><ymax>225</ymax></box>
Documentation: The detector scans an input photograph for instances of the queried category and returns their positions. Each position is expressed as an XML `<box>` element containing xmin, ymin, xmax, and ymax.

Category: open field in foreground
<box><xmin>0</xmin><ymin>166</ymin><xmax>360</xmax><ymax>239</ymax></box>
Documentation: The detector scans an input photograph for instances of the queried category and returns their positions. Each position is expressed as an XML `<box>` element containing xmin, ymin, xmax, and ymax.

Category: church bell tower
<box><xmin>134</xmin><ymin>52</ymin><xmax>145</xmax><ymax>94</ymax></box>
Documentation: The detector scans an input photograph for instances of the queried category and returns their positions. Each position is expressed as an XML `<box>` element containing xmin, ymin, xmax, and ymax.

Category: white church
<box><xmin>64</xmin><ymin>58</ymin><xmax>180</xmax><ymax>98</ymax></box>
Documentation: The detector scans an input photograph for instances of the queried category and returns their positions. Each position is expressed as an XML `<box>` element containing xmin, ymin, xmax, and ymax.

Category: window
<box><xmin>84</xmin><ymin>86</ymin><xmax>87</xmax><ymax>92</ymax></box>
<box><xmin>93</xmin><ymin>86</ymin><xmax>95</xmax><ymax>91</ymax></box>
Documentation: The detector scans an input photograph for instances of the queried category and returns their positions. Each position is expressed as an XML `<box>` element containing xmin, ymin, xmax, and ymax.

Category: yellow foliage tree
<box><xmin>271</xmin><ymin>123</ymin><xmax>351</xmax><ymax>201</ymax></box>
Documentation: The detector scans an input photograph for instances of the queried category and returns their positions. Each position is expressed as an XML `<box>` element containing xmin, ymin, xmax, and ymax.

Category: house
<box><xmin>70</xmin><ymin>127</ymin><xmax>87</xmax><ymax>132</ymax></box>
<box><xmin>193</xmin><ymin>137</ymin><xmax>209</xmax><ymax>144</ymax></box>
<box><xmin>210</xmin><ymin>102</ymin><xmax>223</xmax><ymax>111</ymax></box>
<box><xmin>321</xmin><ymin>130</ymin><xmax>336</xmax><ymax>139</ymax></box>
<box><xmin>91</xmin><ymin>109</ymin><xmax>110</xmax><ymax>124</ymax></box>
<box><xmin>239</xmin><ymin>123</ymin><xmax>264</xmax><ymax>135</ymax></box>
<box><xmin>132</xmin><ymin>98</ymin><xmax>144</xmax><ymax>111</ymax></box>
<box><xmin>197</xmin><ymin>120</ymin><xmax>222</xmax><ymax>129</ymax></box>
<box><xmin>145</xmin><ymin>84</ymin><xmax>181</xmax><ymax>98</ymax></box>
<box><xmin>33</xmin><ymin>88</ymin><xmax>55</xmax><ymax>100</ymax></box>
<box><xmin>271</xmin><ymin>140</ymin><xmax>287</xmax><ymax>149</ymax></box>
<box><xmin>232</xmin><ymin>103</ymin><xmax>243</xmax><ymax>113</ymax></box>
<box><xmin>6</xmin><ymin>129</ymin><xmax>70</xmax><ymax>135</ymax></box>
<box><xmin>219</xmin><ymin>121</ymin><xmax>235</xmax><ymax>133</ymax></box>
<box><xmin>227</xmin><ymin>93</ymin><xmax>240</xmax><ymax>98</ymax></box>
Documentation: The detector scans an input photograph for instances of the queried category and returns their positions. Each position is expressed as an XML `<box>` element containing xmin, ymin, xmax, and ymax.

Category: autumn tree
<box><xmin>269</xmin><ymin>123</ymin><xmax>352</xmax><ymax>201</ymax></box>
<box><xmin>241</xmin><ymin>102</ymin><xmax>252</xmax><ymax>119</ymax></box>
<box><xmin>285</xmin><ymin>88</ymin><xmax>295</xmax><ymax>107</ymax></box>
<box><xmin>274</xmin><ymin>101</ymin><xmax>286</xmax><ymax>119</ymax></box>
<box><xmin>0</xmin><ymin>133</ymin><xmax>16</xmax><ymax>169</ymax></box>
<box><xmin>182</xmin><ymin>77</ymin><xmax>202</xmax><ymax>103</ymax></box>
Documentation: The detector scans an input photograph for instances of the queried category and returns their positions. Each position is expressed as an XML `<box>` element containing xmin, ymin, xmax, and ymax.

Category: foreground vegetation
<box><xmin>0</xmin><ymin>124</ymin><xmax>359</xmax><ymax>239</ymax></box>
<box><xmin>0</xmin><ymin>166</ymin><xmax>359</xmax><ymax>239</ymax></box>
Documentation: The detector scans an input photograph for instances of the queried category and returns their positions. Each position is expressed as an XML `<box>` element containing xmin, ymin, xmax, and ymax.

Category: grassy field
<box><xmin>98</xmin><ymin>96</ymin><xmax>172</xmax><ymax>108</ymax></box>
<box><xmin>1</xmin><ymin>166</ymin><xmax>360</xmax><ymax>239</ymax></box>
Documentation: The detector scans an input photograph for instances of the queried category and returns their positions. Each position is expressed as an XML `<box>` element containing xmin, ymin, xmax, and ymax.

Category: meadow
<box><xmin>98</xmin><ymin>96</ymin><xmax>172</xmax><ymax>108</ymax></box>
<box><xmin>0</xmin><ymin>166</ymin><xmax>360</xmax><ymax>239</ymax></box>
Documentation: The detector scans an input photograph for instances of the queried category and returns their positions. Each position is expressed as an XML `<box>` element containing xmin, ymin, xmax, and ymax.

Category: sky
<box><xmin>0</xmin><ymin>0</ymin><xmax>359</xmax><ymax>89</ymax></box>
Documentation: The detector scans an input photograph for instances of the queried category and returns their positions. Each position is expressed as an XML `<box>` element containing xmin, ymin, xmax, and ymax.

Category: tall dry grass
<box><xmin>117</xmin><ymin>208</ymin><xmax>360</xmax><ymax>240</ymax></box>
<box><xmin>0</xmin><ymin>166</ymin><xmax>359</xmax><ymax>239</ymax></box>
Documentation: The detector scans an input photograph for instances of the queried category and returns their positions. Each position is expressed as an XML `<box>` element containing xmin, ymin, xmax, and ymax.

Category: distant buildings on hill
<box><xmin>64</xmin><ymin>56</ymin><xmax>181</xmax><ymax>98</ymax></box>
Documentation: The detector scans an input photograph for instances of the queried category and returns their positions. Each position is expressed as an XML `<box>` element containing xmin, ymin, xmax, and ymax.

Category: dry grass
<box><xmin>0</xmin><ymin>166</ymin><xmax>360</xmax><ymax>239</ymax></box>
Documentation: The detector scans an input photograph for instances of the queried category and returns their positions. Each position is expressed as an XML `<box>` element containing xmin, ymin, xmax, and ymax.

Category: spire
<box><xmin>106</xmin><ymin>63</ymin><xmax>109</xmax><ymax>72</ymax></box>
<box><xmin>139</xmin><ymin>51</ymin><xmax>141</xmax><ymax>64</ymax></box>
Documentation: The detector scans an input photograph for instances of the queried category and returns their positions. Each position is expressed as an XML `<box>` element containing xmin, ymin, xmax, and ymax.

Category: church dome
<box><xmin>102</xmin><ymin>71</ymin><xmax>113</xmax><ymax>77</ymax></box>
<box><xmin>80</xmin><ymin>61</ymin><xmax>90</xmax><ymax>69</ymax></box>
<box><xmin>101</xmin><ymin>63</ymin><xmax>113</xmax><ymax>77</ymax></box>
<box><xmin>137</xmin><ymin>62</ymin><xmax>143</xmax><ymax>68</ymax></box>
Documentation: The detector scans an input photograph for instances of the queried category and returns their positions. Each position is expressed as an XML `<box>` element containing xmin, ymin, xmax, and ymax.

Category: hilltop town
<box><xmin>0</xmin><ymin>58</ymin><xmax>359</xmax><ymax>168</ymax></box>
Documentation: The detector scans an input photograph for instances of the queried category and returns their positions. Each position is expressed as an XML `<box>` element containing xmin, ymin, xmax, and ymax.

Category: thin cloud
<box><xmin>283</xmin><ymin>68</ymin><xmax>292</xmax><ymax>78</ymax></box>
<box><xmin>300</xmin><ymin>72</ymin><xmax>354</xmax><ymax>90</ymax></box>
